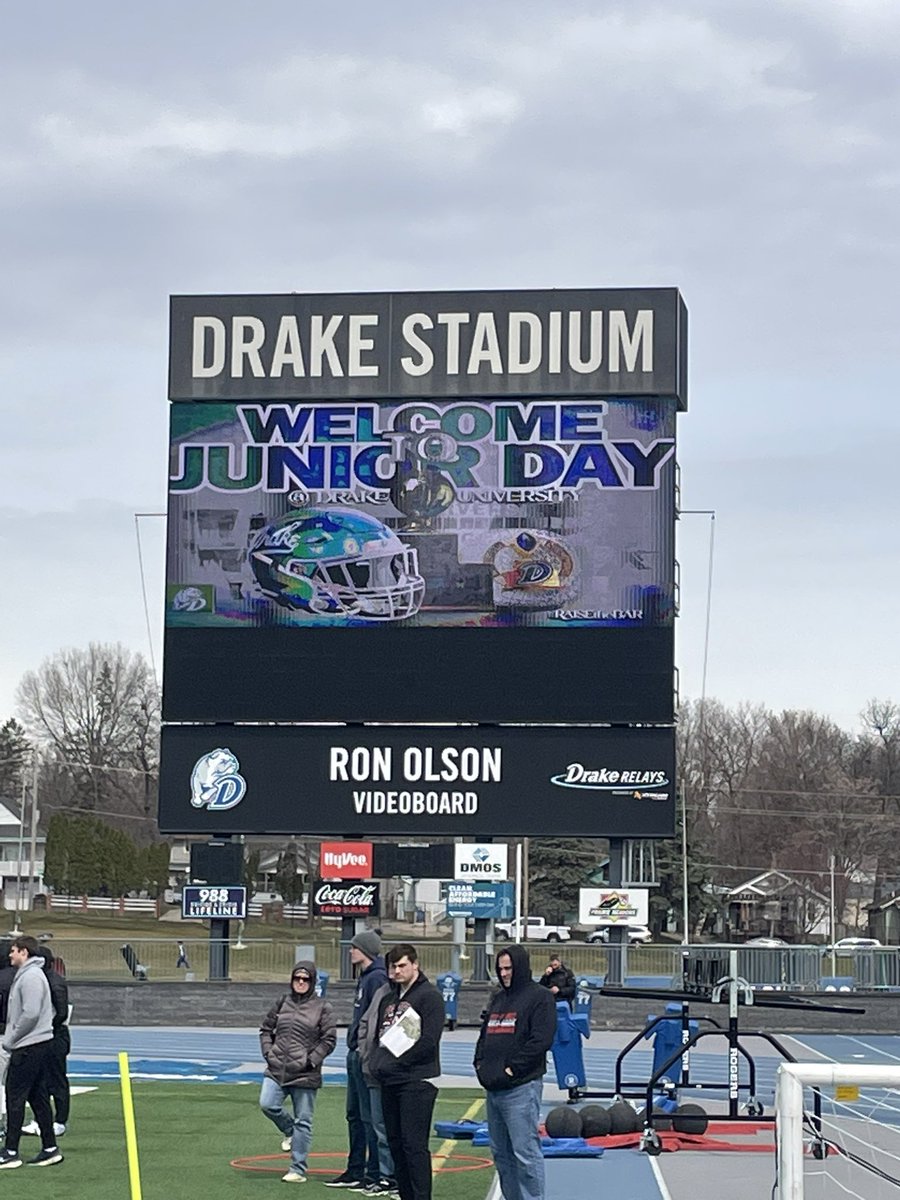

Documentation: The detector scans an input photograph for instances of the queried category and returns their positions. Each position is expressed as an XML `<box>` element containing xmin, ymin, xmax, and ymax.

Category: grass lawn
<box><xmin>12</xmin><ymin>1082</ymin><xmax>492</xmax><ymax>1200</ymax></box>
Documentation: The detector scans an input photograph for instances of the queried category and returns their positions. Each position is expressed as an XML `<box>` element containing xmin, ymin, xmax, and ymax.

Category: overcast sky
<box><xmin>1</xmin><ymin>0</ymin><xmax>897</xmax><ymax>734</ymax></box>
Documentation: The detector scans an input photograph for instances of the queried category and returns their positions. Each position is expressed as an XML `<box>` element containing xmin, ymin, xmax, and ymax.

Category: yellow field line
<box><xmin>118</xmin><ymin>1052</ymin><xmax>143</xmax><ymax>1200</ymax></box>
<box><xmin>432</xmin><ymin>1096</ymin><xmax>485</xmax><ymax>1177</ymax></box>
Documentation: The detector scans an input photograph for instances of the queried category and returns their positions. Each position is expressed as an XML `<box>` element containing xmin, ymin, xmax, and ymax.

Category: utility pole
<box><xmin>27</xmin><ymin>754</ymin><xmax>40</xmax><ymax>910</ymax></box>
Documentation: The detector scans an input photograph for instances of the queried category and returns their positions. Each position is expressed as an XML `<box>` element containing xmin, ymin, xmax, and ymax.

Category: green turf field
<box><xmin>14</xmin><ymin>1082</ymin><xmax>492</xmax><ymax>1199</ymax></box>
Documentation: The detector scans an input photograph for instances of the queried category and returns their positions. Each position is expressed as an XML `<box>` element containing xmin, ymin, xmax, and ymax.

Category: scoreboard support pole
<box><xmin>209</xmin><ymin>918</ymin><xmax>231</xmax><ymax>980</ymax></box>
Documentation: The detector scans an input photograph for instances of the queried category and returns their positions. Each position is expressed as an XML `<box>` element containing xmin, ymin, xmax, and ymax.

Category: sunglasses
<box><xmin>292</xmin><ymin>974</ymin><xmax>312</xmax><ymax>983</ymax></box>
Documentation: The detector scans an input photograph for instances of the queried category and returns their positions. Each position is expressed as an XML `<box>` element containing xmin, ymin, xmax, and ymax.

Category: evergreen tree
<box><xmin>243</xmin><ymin>846</ymin><xmax>261</xmax><ymax>893</ymax></box>
<box><xmin>138</xmin><ymin>842</ymin><xmax>171</xmax><ymax>897</ymax></box>
<box><xmin>274</xmin><ymin>842</ymin><xmax>306</xmax><ymax>907</ymax></box>
<box><xmin>528</xmin><ymin>837</ymin><xmax>602</xmax><ymax>921</ymax></box>
<box><xmin>0</xmin><ymin>719</ymin><xmax>31</xmax><ymax>800</ymax></box>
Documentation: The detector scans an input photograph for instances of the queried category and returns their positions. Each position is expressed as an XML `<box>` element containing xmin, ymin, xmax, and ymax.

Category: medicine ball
<box><xmin>651</xmin><ymin>1103</ymin><xmax>674</xmax><ymax>1132</ymax></box>
<box><xmin>579</xmin><ymin>1104</ymin><xmax>612</xmax><ymax>1138</ymax></box>
<box><xmin>672</xmin><ymin>1102</ymin><xmax>708</xmax><ymax>1135</ymax></box>
<box><xmin>544</xmin><ymin>1105</ymin><xmax>584</xmax><ymax>1139</ymax></box>
<box><xmin>636</xmin><ymin>1104</ymin><xmax>674</xmax><ymax>1133</ymax></box>
<box><xmin>608</xmin><ymin>1099</ymin><xmax>641</xmax><ymax>1134</ymax></box>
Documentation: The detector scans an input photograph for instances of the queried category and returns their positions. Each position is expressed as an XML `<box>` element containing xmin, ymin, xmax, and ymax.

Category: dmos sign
<box><xmin>162</xmin><ymin>287</ymin><xmax>685</xmax><ymax>725</ymax></box>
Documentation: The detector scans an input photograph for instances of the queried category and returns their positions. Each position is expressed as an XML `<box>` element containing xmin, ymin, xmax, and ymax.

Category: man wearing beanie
<box><xmin>327</xmin><ymin>929</ymin><xmax>395</xmax><ymax>1196</ymax></box>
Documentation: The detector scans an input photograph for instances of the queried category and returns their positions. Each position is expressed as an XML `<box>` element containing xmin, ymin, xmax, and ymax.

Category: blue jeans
<box><xmin>486</xmin><ymin>1079</ymin><xmax>545</xmax><ymax>1200</ymax></box>
<box><xmin>367</xmin><ymin>1082</ymin><xmax>395</xmax><ymax>1181</ymax></box>
<box><xmin>260</xmin><ymin>1076</ymin><xmax>317</xmax><ymax>1176</ymax></box>
<box><xmin>346</xmin><ymin>1049</ymin><xmax>380</xmax><ymax>1181</ymax></box>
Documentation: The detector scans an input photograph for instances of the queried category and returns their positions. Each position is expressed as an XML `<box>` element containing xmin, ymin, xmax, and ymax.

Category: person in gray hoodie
<box><xmin>0</xmin><ymin>936</ymin><xmax>61</xmax><ymax>1169</ymax></box>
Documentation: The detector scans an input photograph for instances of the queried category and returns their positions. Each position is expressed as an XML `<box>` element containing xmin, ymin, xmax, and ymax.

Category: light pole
<box><xmin>681</xmin><ymin>791</ymin><xmax>690</xmax><ymax>945</ymax></box>
<box><xmin>829</xmin><ymin>854</ymin><xmax>837</xmax><ymax>976</ymax></box>
<box><xmin>677</xmin><ymin>508</ymin><xmax>717</xmax><ymax>945</ymax></box>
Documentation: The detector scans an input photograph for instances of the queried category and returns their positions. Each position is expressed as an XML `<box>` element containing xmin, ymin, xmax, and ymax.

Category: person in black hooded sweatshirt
<box><xmin>474</xmin><ymin>944</ymin><xmax>556</xmax><ymax>1200</ymax></box>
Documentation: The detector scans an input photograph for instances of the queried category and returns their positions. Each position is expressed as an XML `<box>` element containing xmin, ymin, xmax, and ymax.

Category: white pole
<box><xmin>522</xmin><ymin>837</ymin><xmax>529</xmax><ymax>924</ymax></box>
<box><xmin>681</xmin><ymin>791</ymin><xmax>690</xmax><ymax>944</ymax></box>
<box><xmin>678</xmin><ymin>509</ymin><xmax>716</xmax><ymax>946</ymax></box>
<box><xmin>775</xmin><ymin>1064</ymin><xmax>805</xmax><ymax>1200</ymax></box>
<box><xmin>14</xmin><ymin>774</ymin><xmax>27</xmax><ymax>930</ymax></box>
<box><xmin>775</xmin><ymin>1063</ymin><xmax>900</xmax><ymax>1200</ymax></box>
<box><xmin>829</xmin><ymin>854</ymin><xmax>836</xmax><ymax>976</ymax></box>
<box><xmin>514</xmin><ymin>841</ymin><xmax>522</xmax><ymax>939</ymax></box>
<box><xmin>27</xmin><ymin>755</ymin><xmax>39</xmax><ymax>909</ymax></box>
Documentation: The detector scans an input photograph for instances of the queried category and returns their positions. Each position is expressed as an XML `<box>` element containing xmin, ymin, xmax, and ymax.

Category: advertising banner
<box><xmin>158</xmin><ymin>724</ymin><xmax>676</xmax><ymax>838</ymax></box>
<box><xmin>579</xmin><ymin>887</ymin><xmax>649</xmax><ymax>926</ymax></box>
<box><xmin>454</xmin><ymin>843</ymin><xmax>509</xmax><ymax>880</ymax></box>
<box><xmin>311</xmin><ymin>880</ymin><xmax>380</xmax><ymax>917</ymax></box>
<box><xmin>444</xmin><ymin>881</ymin><xmax>515</xmax><ymax>920</ymax></box>
<box><xmin>320</xmin><ymin>842</ymin><xmax>373</xmax><ymax>879</ymax></box>
<box><xmin>181</xmin><ymin>885</ymin><xmax>247</xmax><ymax>920</ymax></box>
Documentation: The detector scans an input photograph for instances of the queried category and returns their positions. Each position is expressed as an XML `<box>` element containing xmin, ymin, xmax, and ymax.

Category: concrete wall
<box><xmin>68</xmin><ymin>980</ymin><xmax>899</xmax><ymax>1034</ymax></box>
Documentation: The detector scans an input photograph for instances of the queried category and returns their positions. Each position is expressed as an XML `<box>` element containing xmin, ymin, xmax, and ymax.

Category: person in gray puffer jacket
<box><xmin>259</xmin><ymin>960</ymin><xmax>337</xmax><ymax>1183</ymax></box>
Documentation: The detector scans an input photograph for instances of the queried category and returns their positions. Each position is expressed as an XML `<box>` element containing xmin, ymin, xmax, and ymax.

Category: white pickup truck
<box><xmin>494</xmin><ymin>916</ymin><xmax>571</xmax><ymax>942</ymax></box>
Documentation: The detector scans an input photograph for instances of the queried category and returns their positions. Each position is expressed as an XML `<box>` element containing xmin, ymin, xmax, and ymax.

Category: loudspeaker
<box><xmin>190</xmin><ymin>841</ymin><xmax>244</xmax><ymax>885</ymax></box>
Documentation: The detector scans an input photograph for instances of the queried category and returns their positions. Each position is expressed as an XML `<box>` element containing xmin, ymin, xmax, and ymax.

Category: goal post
<box><xmin>775</xmin><ymin>1062</ymin><xmax>900</xmax><ymax>1200</ymax></box>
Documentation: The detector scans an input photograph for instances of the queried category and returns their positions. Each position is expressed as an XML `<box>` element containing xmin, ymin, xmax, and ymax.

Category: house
<box><xmin>0</xmin><ymin>798</ymin><xmax>46</xmax><ymax>913</ymax></box>
<box><xmin>725</xmin><ymin>869</ymin><xmax>829</xmax><ymax>942</ymax></box>
<box><xmin>868</xmin><ymin>894</ymin><xmax>900</xmax><ymax>945</ymax></box>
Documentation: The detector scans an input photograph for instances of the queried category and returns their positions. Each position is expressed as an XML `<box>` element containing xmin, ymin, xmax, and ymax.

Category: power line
<box><xmin>685</xmin><ymin>803</ymin><xmax>900</xmax><ymax>822</ymax></box>
<box><xmin>134</xmin><ymin>512</ymin><xmax>165</xmax><ymax>689</ymax></box>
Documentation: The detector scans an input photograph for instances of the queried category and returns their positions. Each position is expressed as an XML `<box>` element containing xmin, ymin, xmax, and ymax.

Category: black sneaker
<box><xmin>27</xmin><ymin>1147</ymin><xmax>63</xmax><ymax>1167</ymax></box>
<box><xmin>325</xmin><ymin>1175</ymin><xmax>365</xmax><ymax>1189</ymax></box>
<box><xmin>364</xmin><ymin>1184</ymin><xmax>393</xmax><ymax>1196</ymax></box>
<box><xmin>0</xmin><ymin>1149</ymin><xmax>22</xmax><ymax>1169</ymax></box>
<box><xmin>350</xmin><ymin>1184</ymin><xmax>377</xmax><ymax>1195</ymax></box>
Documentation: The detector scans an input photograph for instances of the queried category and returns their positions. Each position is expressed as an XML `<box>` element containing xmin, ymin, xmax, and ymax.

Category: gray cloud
<box><xmin>1</xmin><ymin>0</ymin><xmax>898</xmax><ymax>727</ymax></box>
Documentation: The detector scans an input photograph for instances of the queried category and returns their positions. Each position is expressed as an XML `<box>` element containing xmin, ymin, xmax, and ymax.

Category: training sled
<box><xmin>562</xmin><ymin>948</ymin><xmax>864</xmax><ymax>1155</ymax></box>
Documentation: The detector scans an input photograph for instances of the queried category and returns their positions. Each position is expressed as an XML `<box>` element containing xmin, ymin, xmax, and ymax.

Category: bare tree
<box><xmin>16</xmin><ymin>643</ymin><xmax>160</xmax><ymax>837</ymax></box>
<box><xmin>858</xmin><ymin>699</ymin><xmax>900</xmax><ymax>906</ymax></box>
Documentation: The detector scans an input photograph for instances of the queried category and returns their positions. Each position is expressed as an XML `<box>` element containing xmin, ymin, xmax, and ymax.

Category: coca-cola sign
<box><xmin>312</xmin><ymin>880</ymin><xmax>381</xmax><ymax>917</ymax></box>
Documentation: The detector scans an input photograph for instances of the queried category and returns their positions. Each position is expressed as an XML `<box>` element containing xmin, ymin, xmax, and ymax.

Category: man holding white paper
<box><xmin>369</xmin><ymin>944</ymin><xmax>444</xmax><ymax>1200</ymax></box>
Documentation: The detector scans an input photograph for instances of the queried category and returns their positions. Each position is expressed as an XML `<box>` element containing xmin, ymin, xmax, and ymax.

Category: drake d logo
<box><xmin>190</xmin><ymin>748</ymin><xmax>247</xmax><ymax>811</ymax></box>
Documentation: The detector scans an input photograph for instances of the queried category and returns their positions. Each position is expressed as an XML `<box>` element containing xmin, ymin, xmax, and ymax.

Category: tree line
<box><xmin>528</xmin><ymin>697</ymin><xmax>900</xmax><ymax>935</ymax></box>
<box><xmin>4</xmin><ymin>643</ymin><xmax>900</xmax><ymax>926</ymax></box>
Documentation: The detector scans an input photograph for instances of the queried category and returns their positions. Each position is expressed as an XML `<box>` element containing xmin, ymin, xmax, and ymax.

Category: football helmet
<box><xmin>249</xmin><ymin>507</ymin><xmax>425</xmax><ymax>620</ymax></box>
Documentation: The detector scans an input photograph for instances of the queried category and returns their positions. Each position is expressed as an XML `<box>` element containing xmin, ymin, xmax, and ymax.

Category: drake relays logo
<box><xmin>550</xmin><ymin>764</ymin><xmax>669</xmax><ymax>794</ymax></box>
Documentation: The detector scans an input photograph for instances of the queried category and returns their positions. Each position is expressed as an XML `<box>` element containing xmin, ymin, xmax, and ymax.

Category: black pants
<box><xmin>5</xmin><ymin>1042</ymin><xmax>54</xmax><ymax>1153</ymax></box>
<box><xmin>381</xmin><ymin>1080</ymin><xmax>437</xmax><ymax>1200</ymax></box>
<box><xmin>45</xmin><ymin>1028</ymin><xmax>70</xmax><ymax>1125</ymax></box>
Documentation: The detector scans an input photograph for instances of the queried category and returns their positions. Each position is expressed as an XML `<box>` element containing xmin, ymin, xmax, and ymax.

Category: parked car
<box><xmin>830</xmin><ymin>937</ymin><xmax>881</xmax><ymax>951</ymax></box>
<box><xmin>585</xmin><ymin>924</ymin><xmax>652</xmax><ymax>945</ymax></box>
<box><xmin>744</xmin><ymin>936</ymin><xmax>789</xmax><ymax>947</ymax></box>
<box><xmin>494</xmin><ymin>916</ymin><xmax>571</xmax><ymax>942</ymax></box>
